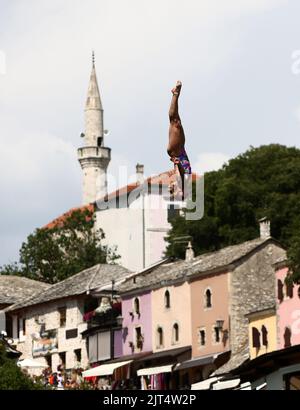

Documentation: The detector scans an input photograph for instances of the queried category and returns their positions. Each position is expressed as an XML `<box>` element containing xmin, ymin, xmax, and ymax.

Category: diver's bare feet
<box><xmin>171</xmin><ymin>81</ymin><xmax>182</xmax><ymax>96</ymax></box>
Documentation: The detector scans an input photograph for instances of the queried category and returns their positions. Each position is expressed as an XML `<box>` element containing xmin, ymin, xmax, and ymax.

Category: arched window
<box><xmin>205</xmin><ymin>289</ymin><xmax>212</xmax><ymax>308</ymax></box>
<box><xmin>157</xmin><ymin>327</ymin><xmax>164</xmax><ymax>347</ymax></box>
<box><xmin>173</xmin><ymin>323</ymin><xmax>179</xmax><ymax>343</ymax></box>
<box><xmin>164</xmin><ymin>290</ymin><xmax>170</xmax><ymax>308</ymax></box>
<box><xmin>277</xmin><ymin>279</ymin><xmax>284</xmax><ymax>302</ymax></box>
<box><xmin>252</xmin><ymin>327</ymin><xmax>261</xmax><ymax>348</ymax></box>
<box><xmin>134</xmin><ymin>298</ymin><xmax>140</xmax><ymax>315</ymax></box>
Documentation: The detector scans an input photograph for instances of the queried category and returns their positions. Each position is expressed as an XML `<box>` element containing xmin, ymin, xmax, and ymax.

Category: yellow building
<box><xmin>246</xmin><ymin>307</ymin><xmax>277</xmax><ymax>360</ymax></box>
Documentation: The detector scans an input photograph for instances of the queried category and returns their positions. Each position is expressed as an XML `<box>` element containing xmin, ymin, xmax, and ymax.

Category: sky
<box><xmin>1</xmin><ymin>0</ymin><xmax>300</xmax><ymax>265</ymax></box>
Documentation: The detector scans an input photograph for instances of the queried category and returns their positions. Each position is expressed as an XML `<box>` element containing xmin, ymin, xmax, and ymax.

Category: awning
<box><xmin>175</xmin><ymin>351</ymin><xmax>230</xmax><ymax>371</ymax></box>
<box><xmin>191</xmin><ymin>377</ymin><xmax>222</xmax><ymax>390</ymax></box>
<box><xmin>137</xmin><ymin>364</ymin><xmax>174</xmax><ymax>376</ymax></box>
<box><xmin>212</xmin><ymin>378</ymin><xmax>241</xmax><ymax>390</ymax></box>
<box><xmin>17</xmin><ymin>359</ymin><xmax>48</xmax><ymax>368</ymax></box>
<box><xmin>135</xmin><ymin>346</ymin><xmax>191</xmax><ymax>362</ymax></box>
<box><xmin>82</xmin><ymin>360</ymin><xmax>132</xmax><ymax>378</ymax></box>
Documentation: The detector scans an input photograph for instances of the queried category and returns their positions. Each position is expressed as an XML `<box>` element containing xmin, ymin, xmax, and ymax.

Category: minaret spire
<box><xmin>77</xmin><ymin>55</ymin><xmax>111</xmax><ymax>204</ymax></box>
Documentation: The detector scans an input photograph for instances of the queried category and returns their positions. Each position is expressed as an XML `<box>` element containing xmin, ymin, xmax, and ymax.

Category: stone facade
<box><xmin>221</xmin><ymin>241</ymin><xmax>286</xmax><ymax>372</ymax></box>
<box><xmin>12</xmin><ymin>296</ymin><xmax>89</xmax><ymax>373</ymax></box>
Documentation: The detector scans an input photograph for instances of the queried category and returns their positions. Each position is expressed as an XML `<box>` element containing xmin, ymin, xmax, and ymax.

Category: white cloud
<box><xmin>194</xmin><ymin>152</ymin><xmax>229</xmax><ymax>174</ymax></box>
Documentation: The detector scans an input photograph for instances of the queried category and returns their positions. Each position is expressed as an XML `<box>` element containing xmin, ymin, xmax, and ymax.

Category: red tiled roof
<box><xmin>44</xmin><ymin>204</ymin><xmax>95</xmax><ymax>229</ymax></box>
<box><xmin>44</xmin><ymin>169</ymin><xmax>199</xmax><ymax>228</ymax></box>
<box><xmin>100</xmin><ymin>169</ymin><xmax>199</xmax><ymax>202</ymax></box>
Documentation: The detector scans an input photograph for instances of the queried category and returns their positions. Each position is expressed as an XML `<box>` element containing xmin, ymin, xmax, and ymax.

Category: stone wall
<box><xmin>229</xmin><ymin>241</ymin><xmax>286</xmax><ymax>363</ymax></box>
<box><xmin>14</xmin><ymin>296</ymin><xmax>89</xmax><ymax>373</ymax></box>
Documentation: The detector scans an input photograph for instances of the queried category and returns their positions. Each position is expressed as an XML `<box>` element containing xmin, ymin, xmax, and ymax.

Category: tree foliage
<box><xmin>1</xmin><ymin>208</ymin><xmax>119</xmax><ymax>284</ymax></box>
<box><xmin>165</xmin><ymin>144</ymin><xmax>300</xmax><ymax>282</ymax></box>
<box><xmin>0</xmin><ymin>343</ymin><xmax>43</xmax><ymax>390</ymax></box>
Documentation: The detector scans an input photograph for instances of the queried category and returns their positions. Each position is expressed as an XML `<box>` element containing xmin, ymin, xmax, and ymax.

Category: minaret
<box><xmin>78</xmin><ymin>52</ymin><xmax>111</xmax><ymax>204</ymax></box>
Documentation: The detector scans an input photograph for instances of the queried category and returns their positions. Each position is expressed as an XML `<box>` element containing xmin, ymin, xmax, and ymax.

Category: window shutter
<box><xmin>252</xmin><ymin>327</ymin><xmax>261</xmax><ymax>348</ymax></box>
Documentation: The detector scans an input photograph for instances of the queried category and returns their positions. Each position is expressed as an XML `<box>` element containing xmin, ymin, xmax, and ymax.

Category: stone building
<box><xmin>5</xmin><ymin>264</ymin><xmax>130</xmax><ymax>373</ymax></box>
<box><xmin>0</xmin><ymin>275</ymin><xmax>50</xmax><ymax>311</ymax></box>
<box><xmin>0</xmin><ymin>276</ymin><xmax>50</xmax><ymax>336</ymax></box>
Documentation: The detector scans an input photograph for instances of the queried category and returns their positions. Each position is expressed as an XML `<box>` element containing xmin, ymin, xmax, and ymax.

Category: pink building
<box><xmin>276</xmin><ymin>261</ymin><xmax>300</xmax><ymax>349</ymax></box>
<box><xmin>121</xmin><ymin>291</ymin><xmax>152</xmax><ymax>356</ymax></box>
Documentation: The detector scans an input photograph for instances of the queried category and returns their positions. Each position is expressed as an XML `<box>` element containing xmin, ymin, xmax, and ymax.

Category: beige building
<box><xmin>246</xmin><ymin>307</ymin><xmax>277</xmax><ymax>360</ymax></box>
<box><xmin>151</xmin><ymin>280</ymin><xmax>192</xmax><ymax>353</ymax></box>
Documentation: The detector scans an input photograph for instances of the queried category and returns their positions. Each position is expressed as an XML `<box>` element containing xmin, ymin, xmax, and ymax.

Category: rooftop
<box><xmin>119</xmin><ymin>237</ymin><xmax>281</xmax><ymax>294</ymax></box>
<box><xmin>6</xmin><ymin>264</ymin><xmax>131</xmax><ymax>312</ymax></box>
<box><xmin>0</xmin><ymin>276</ymin><xmax>51</xmax><ymax>306</ymax></box>
<box><xmin>97</xmin><ymin>169</ymin><xmax>200</xmax><ymax>204</ymax></box>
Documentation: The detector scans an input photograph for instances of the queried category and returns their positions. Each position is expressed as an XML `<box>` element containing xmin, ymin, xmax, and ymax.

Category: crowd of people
<box><xmin>39</xmin><ymin>366</ymin><xmax>86</xmax><ymax>390</ymax></box>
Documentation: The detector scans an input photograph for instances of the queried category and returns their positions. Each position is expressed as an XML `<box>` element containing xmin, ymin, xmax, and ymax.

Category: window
<box><xmin>277</xmin><ymin>279</ymin><xmax>284</xmax><ymax>302</ymax></box>
<box><xmin>97</xmin><ymin>137</ymin><xmax>103</xmax><ymax>147</ymax></box>
<box><xmin>74</xmin><ymin>349</ymin><xmax>82</xmax><ymax>364</ymax></box>
<box><xmin>261</xmin><ymin>325</ymin><xmax>268</xmax><ymax>346</ymax></box>
<box><xmin>45</xmin><ymin>355</ymin><xmax>51</xmax><ymax>368</ymax></box>
<box><xmin>134</xmin><ymin>298</ymin><xmax>140</xmax><ymax>315</ymax></box>
<box><xmin>157</xmin><ymin>327</ymin><xmax>164</xmax><ymax>347</ymax></box>
<box><xmin>66</xmin><ymin>329</ymin><xmax>78</xmax><ymax>339</ymax></box>
<box><xmin>59</xmin><ymin>307</ymin><xmax>66</xmax><ymax>327</ymax></box>
<box><xmin>21</xmin><ymin>318</ymin><xmax>26</xmax><ymax>337</ymax></box>
<box><xmin>298</xmin><ymin>286</ymin><xmax>300</xmax><ymax>299</ymax></box>
<box><xmin>173</xmin><ymin>323</ymin><xmax>179</xmax><ymax>343</ymax></box>
<box><xmin>59</xmin><ymin>352</ymin><xmax>66</xmax><ymax>368</ymax></box>
<box><xmin>165</xmin><ymin>290</ymin><xmax>171</xmax><ymax>308</ymax></box>
<box><xmin>199</xmin><ymin>330</ymin><xmax>206</xmax><ymax>346</ymax></box>
<box><xmin>135</xmin><ymin>327</ymin><xmax>143</xmax><ymax>349</ymax></box>
<box><xmin>286</xmin><ymin>281</ymin><xmax>294</xmax><ymax>298</ymax></box>
<box><xmin>284</xmin><ymin>327</ymin><xmax>292</xmax><ymax>348</ymax></box>
<box><xmin>205</xmin><ymin>289</ymin><xmax>212</xmax><ymax>308</ymax></box>
<box><xmin>6</xmin><ymin>316</ymin><xmax>12</xmax><ymax>338</ymax></box>
<box><xmin>252</xmin><ymin>327</ymin><xmax>261</xmax><ymax>348</ymax></box>
<box><xmin>214</xmin><ymin>326</ymin><xmax>221</xmax><ymax>343</ymax></box>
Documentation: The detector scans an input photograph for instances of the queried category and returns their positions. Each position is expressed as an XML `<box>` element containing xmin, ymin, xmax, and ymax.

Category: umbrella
<box><xmin>17</xmin><ymin>359</ymin><xmax>48</xmax><ymax>368</ymax></box>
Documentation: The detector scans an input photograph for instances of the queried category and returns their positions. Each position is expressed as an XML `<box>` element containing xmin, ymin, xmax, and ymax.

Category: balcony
<box><xmin>83</xmin><ymin>302</ymin><xmax>122</xmax><ymax>329</ymax></box>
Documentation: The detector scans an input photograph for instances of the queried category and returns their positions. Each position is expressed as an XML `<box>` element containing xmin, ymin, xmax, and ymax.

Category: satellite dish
<box><xmin>80</xmin><ymin>133</ymin><xmax>85</xmax><ymax>138</ymax></box>
<box><xmin>104</xmin><ymin>129</ymin><xmax>110</xmax><ymax>136</ymax></box>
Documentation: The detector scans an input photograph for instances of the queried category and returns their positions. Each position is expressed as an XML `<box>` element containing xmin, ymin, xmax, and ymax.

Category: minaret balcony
<box><xmin>78</xmin><ymin>146</ymin><xmax>111</xmax><ymax>161</ymax></box>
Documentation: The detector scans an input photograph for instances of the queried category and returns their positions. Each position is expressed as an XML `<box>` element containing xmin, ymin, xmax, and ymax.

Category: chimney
<box><xmin>136</xmin><ymin>164</ymin><xmax>144</xmax><ymax>184</ymax></box>
<box><xmin>185</xmin><ymin>241</ymin><xmax>195</xmax><ymax>262</ymax></box>
<box><xmin>259</xmin><ymin>217</ymin><xmax>271</xmax><ymax>239</ymax></box>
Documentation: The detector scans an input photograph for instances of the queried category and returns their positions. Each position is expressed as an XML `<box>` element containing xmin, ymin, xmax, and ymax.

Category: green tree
<box><xmin>0</xmin><ymin>262</ymin><xmax>22</xmax><ymax>277</ymax></box>
<box><xmin>166</xmin><ymin>144</ymin><xmax>300</xmax><ymax>282</ymax></box>
<box><xmin>1</xmin><ymin>208</ymin><xmax>119</xmax><ymax>284</ymax></box>
<box><xmin>0</xmin><ymin>343</ymin><xmax>43</xmax><ymax>390</ymax></box>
